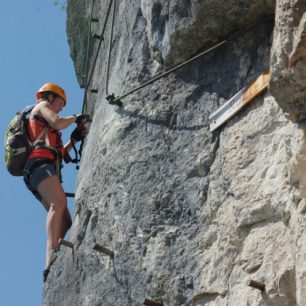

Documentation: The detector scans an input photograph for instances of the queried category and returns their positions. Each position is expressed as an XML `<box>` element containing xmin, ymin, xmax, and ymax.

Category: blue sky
<box><xmin>0</xmin><ymin>1</ymin><xmax>83</xmax><ymax>305</ymax></box>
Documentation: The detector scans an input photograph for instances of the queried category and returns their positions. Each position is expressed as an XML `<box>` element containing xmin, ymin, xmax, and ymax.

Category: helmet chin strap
<box><xmin>47</xmin><ymin>94</ymin><xmax>56</xmax><ymax>105</ymax></box>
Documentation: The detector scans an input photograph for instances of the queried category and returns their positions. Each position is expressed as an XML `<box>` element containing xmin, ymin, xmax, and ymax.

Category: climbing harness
<box><xmin>69</xmin><ymin>141</ymin><xmax>81</xmax><ymax>164</ymax></box>
<box><xmin>69</xmin><ymin>115</ymin><xmax>90</xmax><ymax>166</ymax></box>
<box><xmin>69</xmin><ymin>116</ymin><xmax>89</xmax><ymax>164</ymax></box>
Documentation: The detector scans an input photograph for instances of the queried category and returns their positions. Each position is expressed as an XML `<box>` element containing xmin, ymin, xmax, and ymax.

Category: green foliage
<box><xmin>52</xmin><ymin>0</ymin><xmax>67</xmax><ymax>11</ymax></box>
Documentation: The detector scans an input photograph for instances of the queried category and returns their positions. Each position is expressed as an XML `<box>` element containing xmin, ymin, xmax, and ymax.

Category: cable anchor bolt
<box><xmin>247</xmin><ymin>279</ymin><xmax>265</xmax><ymax>291</ymax></box>
<box><xmin>92</xmin><ymin>33</ymin><xmax>104</xmax><ymax>41</ymax></box>
<box><xmin>106</xmin><ymin>93</ymin><xmax>123</xmax><ymax>107</ymax></box>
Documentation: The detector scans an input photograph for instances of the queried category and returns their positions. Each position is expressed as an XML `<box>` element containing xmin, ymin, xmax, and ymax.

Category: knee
<box><xmin>50</xmin><ymin>197</ymin><xmax>67</xmax><ymax>214</ymax></box>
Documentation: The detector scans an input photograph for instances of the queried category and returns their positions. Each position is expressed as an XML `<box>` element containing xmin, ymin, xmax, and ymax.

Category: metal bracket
<box><xmin>106</xmin><ymin>93</ymin><xmax>123</xmax><ymax>107</ymax></box>
<box><xmin>247</xmin><ymin>279</ymin><xmax>265</xmax><ymax>291</ymax></box>
<box><xmin>59</xmin><ymin>238</ymin><xmax>74</xmax><ymax>249</ymax></box>
<box><xmin>144</xmin><ymin>299</ymin><xmax>163</xmax><ymax>306</ymax></box>
<box><xmin>93</xmin><ymin>244</ymin><xmax>114</xmax><ymax>259</ymax></box>
<box><xmin>92</xmin><ymin>33</ymin><xmax>104</xmax><ymax>41</ymax></box>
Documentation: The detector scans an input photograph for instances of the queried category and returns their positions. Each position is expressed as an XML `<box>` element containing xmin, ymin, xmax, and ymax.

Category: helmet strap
<box><xmin>47</xmin><ymin>94</ymin><xmax>56</xmax><ymax>105</ymax></box>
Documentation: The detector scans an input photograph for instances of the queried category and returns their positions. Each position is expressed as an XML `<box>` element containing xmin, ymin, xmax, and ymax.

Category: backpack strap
<box><xmin>31</xmin><ymin>127</ymin><xmax>58</xmax><ymax>157</ymax></box>
<box><xmin>26</xmin><ymin>110</ymin><xmax>58</xmax><ymax>156</ymax></box>
<box><xmin>12</xmin><ymin>147</ymin><xmax>28</xmax><ymax>156</ymax></box>
<box><xmin>22</xmin><ymin>105</ymin><xmax>36</xmax><ymax>114</ymax></box>
<box><xmin>32</xmin><ymin>127</ymin><xmax>49</xmax><ymax>147</ymax></box>
<box><xmin>28</xmin><ymin>113</ymin><xmax>50</xmax><ymax>126</ymax></box>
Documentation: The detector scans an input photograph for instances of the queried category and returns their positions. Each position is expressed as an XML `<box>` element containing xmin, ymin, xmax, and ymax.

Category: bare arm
<box><xmin>35</xmin><ymin>101</ymin><xmax>76</xmax><ymax>130</ymax></box>
<box><xmin>63</xmin><ymin>139</ymin><xmax>77</xmax><ymax>153</ymax></box>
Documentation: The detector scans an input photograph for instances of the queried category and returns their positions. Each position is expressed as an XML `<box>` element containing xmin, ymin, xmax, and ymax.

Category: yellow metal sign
<box><xmin>209</xmin><ymin>71</ymin><xmax>270</xmax><ymax>132</ymax></box>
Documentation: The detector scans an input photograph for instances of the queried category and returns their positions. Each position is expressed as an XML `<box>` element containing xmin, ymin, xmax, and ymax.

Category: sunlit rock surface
<box><xmin>43</xmin><ymin>1</ymin><xmax>306</xmax><ymax>305</ymax></box>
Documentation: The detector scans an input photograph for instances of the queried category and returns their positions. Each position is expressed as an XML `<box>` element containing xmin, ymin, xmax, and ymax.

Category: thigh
<box><xmin>24</xmin><ymin>160</ymin><xmax>58</xmax><ymax>204</ymax></box>
<box><xmin>37</xmin><ymin>175</ymin><xmax>66</xmax><ymax>208</ymax></box>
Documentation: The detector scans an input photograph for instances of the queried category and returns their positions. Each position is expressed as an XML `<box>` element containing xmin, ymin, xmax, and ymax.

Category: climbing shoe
<box><xmin>43</xmin><ymin>248</ymin><xmax>60</xmax><ymax>282</ymax></box>
<box><xmin>43</xmin><ymin>268</ymin><xmax>50</xmax><ymax>282</ymax></box>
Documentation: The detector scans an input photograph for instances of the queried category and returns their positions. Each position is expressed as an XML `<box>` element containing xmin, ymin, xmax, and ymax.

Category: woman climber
<box><xmin>23</xmin><ymin>83</ymin><xmax>87</xmax><ymax>282</ymax></box>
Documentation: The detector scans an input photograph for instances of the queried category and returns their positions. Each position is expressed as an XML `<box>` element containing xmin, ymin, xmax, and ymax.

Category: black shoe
<box><xmin>43</xmin><ymin>248</ymin><xmax>60</xmax><ymax>282</ymax></box>
<box><xmin>43</xmin><ymin>268</ymin><xmax>50</xmax><ymax>282</ymax></box>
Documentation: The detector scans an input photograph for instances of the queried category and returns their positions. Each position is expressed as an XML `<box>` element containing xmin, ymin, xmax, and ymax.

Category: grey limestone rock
<box><xmin>43</xmin><ymin>0</ymin><xmax>306</xmax><ymax>305</ymax></box>
<box><xmin>270</xmin><ymin>0</ymin><xmax>306</xmax><ymax>122</ymax></box>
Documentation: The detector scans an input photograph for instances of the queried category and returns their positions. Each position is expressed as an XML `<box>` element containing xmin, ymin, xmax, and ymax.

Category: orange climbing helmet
<box><xmin>36</xmin><ymin>83</ymin><xmax>67</xmax><ymax>105</ymax></box>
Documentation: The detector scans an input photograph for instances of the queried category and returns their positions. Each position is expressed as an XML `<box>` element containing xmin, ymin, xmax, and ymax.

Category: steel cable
<box><xmin>108</xmin><ymin>40</ymin><xmax>228</xmax><ymax>105</ymax></box>
<box><xmin>82</xmin><ymin>0</ymin><xmax>114</xmax><ymax>114</ymax></box>
<box><xmin>105</xmin><ymin>0</ymin><xmax>117</xmax><ymax>97</ymax></box>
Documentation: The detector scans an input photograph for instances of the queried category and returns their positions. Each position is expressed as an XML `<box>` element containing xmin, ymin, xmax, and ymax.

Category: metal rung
<box><xmin>144</xmin><ymin>299</ymin><xmax>163</xmax><ymax>306</ymax></box>
<box><xmin>91</xmin><ymin>18</ymin><xmax>99</xmax><ymax>22</ymax></box>
<box><xmin>93</xmin><ymin>34</ymin><xmax>104</xmax><ymax>40</ymax></box>
<box><xmin>91</xmin><ymin>89</ymin><xmax>99</xmax><ymax>94</ymax></box>
<box><xmin>93</xmin><ymin>244</ymin><xmax>114</xmax><ymax>259</ymax></box>
<box><xmin>247</xmin><ymin>279</ymin><xmax>265</xmax><ymax>291</ymax></box>
<box><xmin>59</xmin><ymin>238</ymin><xmax>74</xmax><ymax>249</ymax></box>
<box><xmin>65</xmin><ymin>192</ymin><xmax>75</xmax><ymax>198</ymax></box>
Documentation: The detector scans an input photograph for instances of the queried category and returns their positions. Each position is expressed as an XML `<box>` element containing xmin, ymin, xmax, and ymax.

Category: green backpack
<box><xmin>4</xmin><ymin>105</ymin><xmax>35</xmax><ymax>176</ymax></box>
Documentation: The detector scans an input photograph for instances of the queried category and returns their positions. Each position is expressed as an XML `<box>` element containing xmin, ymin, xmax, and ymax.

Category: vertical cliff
<box><xmin>43</xmin><ymin>1</ymin><xmax>306</xmax><ymax>305</ymax></box>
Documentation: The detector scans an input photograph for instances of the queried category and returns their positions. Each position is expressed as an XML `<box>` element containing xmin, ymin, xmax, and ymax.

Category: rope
<box><xmin>105</xmin><ymin>0</ymin><xmax>117</xmax><ymax>97</ymax></box>
<box><xmin>107</xmin><ymin>40</ymin><xmax>228</xmax><ymax>105</ymax></box>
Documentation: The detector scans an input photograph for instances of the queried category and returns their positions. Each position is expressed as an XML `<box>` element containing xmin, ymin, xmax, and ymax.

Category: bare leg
<box><xmin>37</xmin><ymin>175</ymin><xmax>72</xmax><ymax>266</ymax></box>
<box><xmin>41</xmin><ymin>198</ymin><xmax>72</xmax><ymax>240</ymax></box>
<box><xmin>61</xmin><ymin>206</ymin><xmax>72</xmax><ymax>238</ymax></box>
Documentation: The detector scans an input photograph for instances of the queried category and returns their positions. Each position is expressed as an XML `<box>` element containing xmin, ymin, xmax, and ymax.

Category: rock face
<box><xmin>43</xmin><ymin>1</ymin><xmax>306</xmax><ymax>305</ymax></box>
<box><xmin>270</xmin><ymin>0</ymin><xmax>306</xmax><ymax>122</ymax></box>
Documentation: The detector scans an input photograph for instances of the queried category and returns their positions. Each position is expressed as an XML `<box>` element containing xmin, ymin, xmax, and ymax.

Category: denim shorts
<box><xmin>23</xmin><ymin>159</ymin><xmax>57</xmax><ymax>202</ymax></box>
